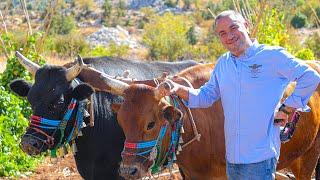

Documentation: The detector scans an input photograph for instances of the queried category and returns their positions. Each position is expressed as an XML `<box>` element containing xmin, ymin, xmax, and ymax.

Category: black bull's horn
<box><xmin>66</xmin><ymin>55</ymin><xmax>86</xmax><ymax>81</ymax></box>
<box><xmin>15</xmin><ymin>51</ymin><xmax>85</xmax><ymax>81</ymax></box>
<box><xmin>15</xmin><ymin>51</ymin><xmax>40</xmax><ymax>77</ymax></box>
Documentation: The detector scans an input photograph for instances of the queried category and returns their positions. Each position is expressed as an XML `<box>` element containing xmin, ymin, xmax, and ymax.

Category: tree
<box><xmin>143</xmin><ymin>13</ymin><xmax>189</xmax><ymax>61</ymax></box>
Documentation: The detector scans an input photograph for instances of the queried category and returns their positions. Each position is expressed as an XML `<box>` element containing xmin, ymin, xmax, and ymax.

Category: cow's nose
<box><xmin>119</xmin><ymin>165</ymin><xmax>139</xmax><ymax>178</ymax></box>
<box><xmin>20</xmin><ymin>135</ymin><xmax>43</xmax><ymax>156</ymax></box>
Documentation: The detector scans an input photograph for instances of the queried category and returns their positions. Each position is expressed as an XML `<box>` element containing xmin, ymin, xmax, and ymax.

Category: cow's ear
<box><xmin>72</xmin><ymin>83</ymin><xmax>94</xmax><ymax>101</ymax></box>
<box><xmin>111</xmin><ymin>103</ymin><xmax>122</xmax><ymax>113</ymax></box>
<box><xmin>10</xmin><ymin>79</ymin><xmax>32</xmax><ymax>97</ymax></box>
<box><xmin>162</xmin><ymin>105</ymin><xmax>182</xmax><ymax>124</ymax></box>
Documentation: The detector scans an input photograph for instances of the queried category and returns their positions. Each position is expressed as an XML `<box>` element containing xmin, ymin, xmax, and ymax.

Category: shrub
<box><xmin>49</xmin><ymin>15</ymin><xmax>76</xmax><ymax>35</ymax></box>
<box><xmin>53</xmin><ymin>33</ymin><xmax>89</xmax><ymax>57</ymax></box>
<box><xmin>87</xmin><ymin>42</ymin><xmax>129</xmax><ymax>58</ymax></box>
<box><xmin>164</xmin><ymin>0</ymin><xmax>178</xmax><ymax>8</ymax></box>
<box><xmin>0</xmin><ymin>33</ymin><xmax>45</xmax><ymax>90</ymax></box>
<box><xmin>304</xmin><ymin>32</ymin><xmax>320</xmax><ymax>59</ymax></box>
<box><xmin>102</xmin><ymin>0</ymin><xmax>112</xmax><ymax>24</ymax></box>
<box><xmin>143</xmin><ymin>13</ymin><xmax>189</xmax><ymax>61</ymax></box>
<box><xmin>0</xmin><ymin>86</ymin><xmax>40</xmax><ymax>177</ymax></box>
<box><xmin>187</xmin><ymin>25</ymin><xmax>198</xmax><ymax>45</ymax></box>
<box><xmin>295</xmin><ymin>48</ymin><xmax>315</xmax><ymax>60</ymax></box>
<box><xmin>291</xmin><ymin>12</ymin><xmax>307</xmax><ymax>29</ymax></box>
<box><xmin>256</xmin><ymin>9</ymin><xmax>291</xmax><ymax>49</ymax></box>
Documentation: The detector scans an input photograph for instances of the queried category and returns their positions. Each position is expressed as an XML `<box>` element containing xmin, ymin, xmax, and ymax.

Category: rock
<box><xmin>86</xmin><ymin>26</ymin><xmax>143</xmax><ymax>49</ymax></box>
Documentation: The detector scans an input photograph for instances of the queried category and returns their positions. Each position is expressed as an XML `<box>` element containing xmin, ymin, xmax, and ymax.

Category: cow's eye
<box><xmin>147</xmin><ymin>121</ymin><xmax>155</xmax><ymax>130</ymax></box>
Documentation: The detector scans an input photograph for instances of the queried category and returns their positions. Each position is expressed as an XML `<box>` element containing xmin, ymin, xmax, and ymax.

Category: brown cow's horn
<box><xmin>66</xmin><ymin>55</ymin><xmax>85</xmax><ymax>81</ymax></box>
<box><xmin>99</xmin><ymin>73</ymin><xmax>129</xmax><ymax>96</ymax></box>
<box><xmin>15</xmin><ymin>51</ymin><xmax>40</xmax><ymax>77</ymax></box>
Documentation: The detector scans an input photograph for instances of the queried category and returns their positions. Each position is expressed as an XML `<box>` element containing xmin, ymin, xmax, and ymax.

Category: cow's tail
<box><xmin>316</xmin><ymin>157</ymin><xmax>320</xmax><ymax>180</ymax></box>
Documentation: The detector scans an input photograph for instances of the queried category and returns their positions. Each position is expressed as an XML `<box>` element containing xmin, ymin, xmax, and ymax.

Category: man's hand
<box><xmin>274</xmin><ymin>111</ymin><xmax>289</xmax><ymax>126</ymax></box>
<box><xmin>156</xmin><ymin>79</ymin><xmax>190</xmax><ymax>101</ymax></box>
<box><xmin>157</xmin><ymin>79</ymin><xmax>179</xmax><ymax>96</ymax></box>
<box><xmin>274</xmin><ymin>104</ymin><xmax>296</xmax><ymax>126</ymax></box>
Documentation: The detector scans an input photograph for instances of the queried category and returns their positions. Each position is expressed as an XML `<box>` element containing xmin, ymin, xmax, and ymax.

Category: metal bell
<box><xmin>180</xmin><ymin>126</ymin><xmax>185</xmax><ymax>133</ymax></box>
<box><xmin>179</xmin><ymin>136</ymin><xmax>184</xmax><ymax>144</ymax></box>
<box><xmin>72</xmin><ymin>142</ymin><xmax>78</xmax><ymax>154</ymax></box>
<box><xmin>78</xmin><ymin>130</ymin><xmax>83</xmax><ymax>136</ymax></box>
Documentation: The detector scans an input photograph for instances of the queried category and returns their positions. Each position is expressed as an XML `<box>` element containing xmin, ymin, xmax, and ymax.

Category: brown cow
<box><xmin>85</xmin><ymin>61</ymin><xmax>319</xmax><ymax>179</ymax></box>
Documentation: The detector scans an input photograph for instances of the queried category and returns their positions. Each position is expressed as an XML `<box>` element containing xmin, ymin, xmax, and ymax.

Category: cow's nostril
<box><xmin>129</xmin><ymin>167</ymin><xmax>138</xmax><ymax>176</ymax></box>
<box><xmin>20</xmin><ymin>136</ymin><xmax>43</xmax><ymax>155</ymax></box>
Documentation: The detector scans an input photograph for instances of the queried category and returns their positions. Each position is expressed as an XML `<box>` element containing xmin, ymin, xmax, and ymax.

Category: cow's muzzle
<box><xmin>20</xmin><ymin>135</ymin><xmax>46</xmax><ymax>156</ymax></box>
<box><xmin>119</xmin><ymin>164</ymin><xmax>147</xmax><ymax>179</ymax></box>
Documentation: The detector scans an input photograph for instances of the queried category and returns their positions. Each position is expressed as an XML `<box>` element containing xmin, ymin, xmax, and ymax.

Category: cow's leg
<box><xmin>93</xmin><ymin>152</ymin><xmax>124</xmax><ymax>180</ymax></box>
<box><xmin>289</xmin><ymin>131</ymin><xmax>320</xmax><ymax>180</ymax></box>
<box><xmin>74</xmin><ymin>129</ymin><xmax>95</xmax><ymax>180</ymax></box>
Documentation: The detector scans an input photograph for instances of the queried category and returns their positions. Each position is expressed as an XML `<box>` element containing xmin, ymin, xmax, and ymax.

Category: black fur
<box><xmin>10</xmin><ymin>79</ymin><xmax>32</xmax><ymax>97</ymax></box>
<box><xmin>72</xmin><ymin>83</ymin><xmax>94</xmax><ymax>101</ymax></box>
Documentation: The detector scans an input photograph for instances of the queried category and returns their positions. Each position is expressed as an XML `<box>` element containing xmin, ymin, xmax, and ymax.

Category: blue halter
<box><xmin>28</xmin><ymin>98</ymin><xmax>86</xmax><ymax>156</ymax></box>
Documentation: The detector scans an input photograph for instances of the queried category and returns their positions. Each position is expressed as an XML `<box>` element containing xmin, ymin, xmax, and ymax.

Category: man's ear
<box><xmin>72</xmin><ymin>83</ymin><xmax>94</xmax><ymax>101</ymax></box>
<box><xmin>162</xmin><ymin>105</ymin><xmax>182</xmax><ymax>124</ymax></box>
<box><xmin>111</xmin><ymin>103</ymin><xmax>122</xmax><ymax>113</ymax></box>
<box><xmin>10</xmin><ymin>79</ymin><xmax>32</xmax><ymax>97</ymax></box>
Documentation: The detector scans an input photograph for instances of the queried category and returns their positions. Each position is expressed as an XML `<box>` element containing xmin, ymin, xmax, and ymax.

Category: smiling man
<box><xmin>158</xmin><ymin>10</ymin><xmax>320</xmax><ymax>179</ymax></box>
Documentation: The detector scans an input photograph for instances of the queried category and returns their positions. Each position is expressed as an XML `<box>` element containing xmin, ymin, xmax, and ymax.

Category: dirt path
<box><xmin>23</xmin><ymin>153</ymin><xmax>182</xmax><ymax>180</ymax></box>
<box><xmin>25</xmin><ymin>154</ymin><xmax>82</xmax><ymax>180</ymax></box>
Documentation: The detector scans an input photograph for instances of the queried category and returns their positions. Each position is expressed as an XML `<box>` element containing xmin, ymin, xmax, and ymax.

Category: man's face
<box><xmin>215</xmin><ymin>15</ymin><xmax>251</xmax><ymax>57</ymax></box>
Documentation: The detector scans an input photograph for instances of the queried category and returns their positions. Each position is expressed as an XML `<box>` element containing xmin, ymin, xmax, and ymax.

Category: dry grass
<box><xmin>0</xmin><ymin>55</ymin><xmax>6</xmax><ymax>73</ymax></box>
<box><xmin>0</xmin><ymin>54</ymin><xmax>73</xmax><ymax>74</ymax></box>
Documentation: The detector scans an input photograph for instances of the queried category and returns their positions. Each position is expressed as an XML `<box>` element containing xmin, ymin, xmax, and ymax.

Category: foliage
<box><xmin>183</xmin><ymin>0</ymin><xmax>192</xmax><ymax>10</ymax></box>
<box><xmin>49</xmin><ymin>14</ymin><xmax>76</xmax><ymax>35</ymax></box>
<box><xmin>52</xmin><ymin>33</ymin><xmax>89</xmax><ymax>57</ymax></box>
<box><xmin>164</xmin><ymin>0</ymin><xmax>178</xmax><ymax>8</ymax></box>
<box><xmin>291</xmin><ymin>12</ymin><xmax>307</xmax><ymax>29</ymax></box>
<box><xmin>0</xmin><ymin>33</ymin><xmax>45</xmax><ymax>90</ymax></box>
<box><xmin>143</xmin><ymin>13</ymin><xmax>189</xmax><ymax>61</ymax></box>
<box><xmin>86</xmin><ymin>42</ymin><xmax>129</xmax><ymax>58</ymax></box>
<box><xmin>102</xmin><ymin>0</ymin><xmax>112</xmax><ymax>25</ymax></box>
<box><xmin>295</xmin><ymin>48</ymin><xmax>315</xmax><ymax>60</ymax></box>
<box><xmin>186</xmin><ymin>25</ymin><xmax>198</xmax><ymax>45</ymax></box>
<box><xmin>0</xmin><ymin>31</ymin><xmax>45</xmax><ymax>178</ymax></box>
<box><xmin>304</xmin><ymin>32</ymin><xmax>320</xmax><ymax>59</ymax></box>
<box><xmin>255</xmin><ymin>9</ymin><xmax>291</xmax><ymax>49</ymax></box>
<box><xmin>0</xmin><ymin>86</ymin><xmax>41</xmax><ymax>177</ymax></box>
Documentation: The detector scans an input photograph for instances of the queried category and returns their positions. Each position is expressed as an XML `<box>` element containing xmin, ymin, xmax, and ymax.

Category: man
<box><xmin>158</xmin><ymin>10</ymin><xmax>320</xmax><ymax>179</ymax></box>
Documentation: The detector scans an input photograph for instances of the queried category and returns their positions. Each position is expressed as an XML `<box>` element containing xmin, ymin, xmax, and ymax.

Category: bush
<box><xmin>291</xmin><ymin>12</ymin><xmax>307</xmax><ymax>29</ymax></box>
<box><xmin>87</xmin><ymin>42</ymin><xmax>129</xmax><ymax>58</ymax></box>
<box><xmin>256</xmin><ymin>9</ymin><xmax>291</xmax><ymax>49</ymax></box>
<box><xmin>304</xmin><ymin>33</ymin><xmax>320</xmax><ymax>59</ymax></box>
<box><xmin>187</xmin><ymin>26</ymin><xmax>198</xmax><ymax>45</ymax></box>
<box><xmin>143</xmin><ymin>13</ymin><xmax>189</xmax><ymax>61</ymax></box>
<box><xmin>295</xmin><ymin>48</ymin><xmax>315</xmax><ymax>60</ymax></box>
<box><xmin>0</xmin><ymin>86</ymin><xmax>40</xmax><ymax>177</ymax></box>
<box><xmin>0</xmin><ymin>33</ymin><xmax>45</xmax><ymax>90</ymax></box>
<box><xmin>49</xmin><ymin>15</ymin><xmax>76</xmax><ymax>35</ymax></box>
<box><xmin>164</xmin><ymin>0</ymin><xmax>178</xmax><ymax>8</ymax></box>
<box><xmin>53</xmin><ymin>33</ymin><xmax>89</xmax><ymax>57</ymax></box>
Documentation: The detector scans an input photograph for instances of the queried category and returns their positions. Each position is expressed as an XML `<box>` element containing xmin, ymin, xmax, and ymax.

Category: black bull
<box><xmin>10</xmin><ymin>54</ymin><xmax>198</xmax><ymax>180</ymax></box>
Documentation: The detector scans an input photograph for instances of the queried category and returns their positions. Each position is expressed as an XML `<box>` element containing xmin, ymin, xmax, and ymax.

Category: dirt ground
<box><xmin>18</xmin><ymin>153</ymin><xmax>305</xmax><ymax>180</ymax></box>
<box><xmin>21</xmin><ymin>153</ymin><xmax>182</xmax><ymax>180</ymax></box>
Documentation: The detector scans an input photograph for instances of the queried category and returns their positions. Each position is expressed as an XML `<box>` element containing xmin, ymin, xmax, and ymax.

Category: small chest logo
<box><xmin>249</xmin><ymin>64</ymin><xmax>262</xmax><ymax>78</ymax></box>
